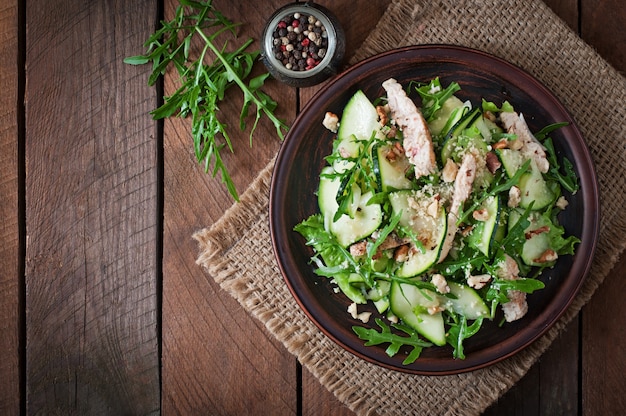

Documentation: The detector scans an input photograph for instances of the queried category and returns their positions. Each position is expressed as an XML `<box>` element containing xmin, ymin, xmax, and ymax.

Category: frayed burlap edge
<box><xmin>194</xmin><ymin>0</ymin><xmax>626</xmax><ymax>414</ymax></box>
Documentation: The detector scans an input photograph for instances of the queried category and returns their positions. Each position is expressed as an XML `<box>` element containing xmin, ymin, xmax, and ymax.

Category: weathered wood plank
<box><xmin>485</xmin><ymin>319</ymin><xmax>580</xmax><ymax>415</ymax></box>
<box><xmin>578</xmin><ymin>1</ymin><xmax>626</xmax><ymax>414</ymax></box>
<box><xmin>24</xmin><ymin>1</ymin><xmax>160</xmax><ymax>413</ymax></box>
<box><xmin>0</xmin><ymin>1</ymin><xmax>21</xmax><ymax>414</ymax></box>
<box><xmin>581</xmin><ymin>0</ymin><xmax>626</xmax><ymax>73</ymax></box>
<box><xmin>160</xmin><ymin>0</ymin><xmax>297</xmax><ymax>414</ymax></box>
<box><xmin>582</xmin><ymin>255</ymin><xmax>626</xmax><ymax>415</ymax></box>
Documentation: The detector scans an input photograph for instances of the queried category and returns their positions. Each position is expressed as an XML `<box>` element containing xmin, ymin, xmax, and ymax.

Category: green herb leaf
<box><xmin>415</xmin><ymin>78</ymin><xmax>461</xmax><ymax>121</ymax></box>
<box><xmin>543</xmin><ymin>137</ymin><xmax>579</xmax><ymax>194</ymax></box>
<box><xmin>534</xmin><ymin>122</ymin><xmax>569</xmax><ymax>141</ymax></box>
<box><xmin>125</xmin><ymin>0</ymin><xmax>288</xmax><ymax>201</ymax></box>
<box><xmin>481</xmin><ymin>99</ymin><xmax>515</xmax><ymax>113</ymax></box>
<box><xmin>446</xmin><ymin>315</ymin><xmax>484</xmax><ymax>359</ymax></box>
<box><xmin>352</xmin><ymin>318</ymin><xmax>432</xmax><ymax>365</ymax></box>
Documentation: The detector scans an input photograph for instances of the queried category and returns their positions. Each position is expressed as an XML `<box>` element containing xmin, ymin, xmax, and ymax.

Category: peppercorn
<box><xmin>270</xmin><ymin>11</ymin><xmax>328</xmax><ymax>72</ymax></box>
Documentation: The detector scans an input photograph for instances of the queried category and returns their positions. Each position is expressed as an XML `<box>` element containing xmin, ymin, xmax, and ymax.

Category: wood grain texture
<box><xmin>24</xmin><ymin>0</ymin><xmax>160</xmax><ymax>414</ymax></box>
<box><xmin>581</xmin><ymin>0</ymin><xmax>626</xmax><ymax>73</ymax></box>
<box><xmin>0</xmin><ymin>1</ymin><xmax>21</xmax><ymax>414</ymax></box>
<box><xmin>545</xmin><ymin>0</ymin><xmax>580</xmax><ymax>31</ymax></box>
<box><xmin>582</xmin><ymin>255</ymin><xmax>626</xmax><ymax>415</ymax></box>
<box><xmin>160</xmin><ymin>0</ymin><xmax>297</xmax><ymax>414</ymax></box>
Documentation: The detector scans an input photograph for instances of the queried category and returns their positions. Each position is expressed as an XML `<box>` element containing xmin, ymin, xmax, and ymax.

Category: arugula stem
<box><xmin>196</xmin><ymin>27</ymin><xmax>287</xmax><ymax>139</ymax></box>
<box><xmin>125</xmin><ymin>1</ymin><xmax>289</xmax><ymax>201</ymax></box>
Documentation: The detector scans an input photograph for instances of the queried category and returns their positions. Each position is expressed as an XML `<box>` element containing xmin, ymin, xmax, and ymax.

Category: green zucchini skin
<box><xmin>318</xmin><ymin>167</ymin><xmax>383</xmax><ymax>248</ymax></box>
<box><xmin>388</xmin><ymin>190</ymin><xmax>448</xmax><ymax>277</ymax></box>
<box><xmin>389</xmin><ymin>281</ymin><xmax>446</xmax><ymax>346</ymax></box>
<box><xmin>467</xmin><ymin>195</ymin><xmax>501</xmax><ymax>256</ymax></box>
<box><xmin>389</xmin><ymin>280</ymin><xmax>489</xmax><ymax>345</ymax></box>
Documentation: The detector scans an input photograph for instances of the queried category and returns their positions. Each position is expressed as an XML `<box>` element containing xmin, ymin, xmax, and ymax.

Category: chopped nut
<box><xmin>525</xmin><ymin>226</ymin><xmax>550</xmax><ymax>240</ymax></box>
<box><xmin>485</xmin><ymin>151</ymin><xmax>501</xmax><ymax>174</ymax></box>
<box><xmin>533</xmin><ymin>249</ymin><xmax>558</xmax><ymax>264</ymax></box>
<box><xmin>472</xmin><ymin>208</ymin><xmax>490</xmax><ymax>222</ymax></box>
<box><xmin>385</xmin><ymin>147</ymin><xmax>397</xmax><ymax>162</ymax></box>
<box><xmin>376</xmin><ymin>105</ymin><xmax>388</xmax><ymax>126</ymax></box>
<box><xmin>442</xmin><ymin>158</ymin><xmax>458</xmax><ymax>182</ymax></box>
<box><xmin>460</xmin><ymin>224</ymin><xmax>474</xmax><ymax>237</ymax></box>
<box><xmin>428</xmin><ymin>305</ymin><xmax>445</xmax><ymax>315</ymax></box>
<box><xmin>392</xmin><ymin>141</ymin><xmax>404</xmax><ymax>156</ymax></box>
<box><xmin>467</xmin><ymin>274</ymin><xmax>491</xmax><ymax>289</ymax></box>
<box><xmin>378</xmin><ymin>234</ymin><xmax>410</xmax><ymax>251</ymax></box>
<box><xmin>347</xmin><ymin>302</ymin><xmax>372</xmax><ymax>323</ymax></box>
<box><xmin>431</xmin><ymin>273</ymin><xmax>450</xmax><ymax>294</ymax></box>
<box><xmin>492</xmin><ymin>139</ymin><xmax>509</xmax><ymax>150</ymax></box>
<box><xmin>427</xmin><ymin>197</ymin><xmax>440</xmax><ymax>218</ymax></box>
<box><xmin>556</xmin><ymin>196</ymin><xmax>569</xmax><ymax>210</ymax></box>
<box><xmin>349</xmin><ymin>241</ymin><xmax>367</xmax><ymax>257</ymax></box>
<box><xmin>394</xmin><ymin>245</ymin><xmax>409</xmax><ymax>262</ymax></box>
<box><xmin>322</xmin><ymin>111</ymin><xmax>339</xmax><ymax>133</ymax></box>
<box><xmin>508</xmin><ymin>186</ymin><xmax>521</xmax><ymax>208</ymax></box>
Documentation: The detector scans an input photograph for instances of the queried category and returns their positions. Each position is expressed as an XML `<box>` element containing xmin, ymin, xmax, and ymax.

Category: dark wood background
<box><xmin>0</xmin><ymin>0</ymin><xmax>624</xmax><ymax>414</ymax></box>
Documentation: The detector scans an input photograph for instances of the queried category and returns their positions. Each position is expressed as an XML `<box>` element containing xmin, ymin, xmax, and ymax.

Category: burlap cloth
<box><xmin>194</xmin><ymin>0</ymin><xmax>626</xmax><ymax>414</ymax></box>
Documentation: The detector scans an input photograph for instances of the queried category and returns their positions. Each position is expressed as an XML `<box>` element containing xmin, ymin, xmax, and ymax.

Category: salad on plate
<box><xmin>294</xmin><ymin>77</ymin><xmax>580</xmax><ymax>363</ymax></box>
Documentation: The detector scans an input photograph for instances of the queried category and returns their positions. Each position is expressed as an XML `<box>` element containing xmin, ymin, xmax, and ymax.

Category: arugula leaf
<box><xmin>534</xmin><ymin>122</ymin><xmax>569</xmax><ymax>141</ymax></box>
<box><xmin>125</xmin><ymin>0</ymin><xmax>288</xmax><ymax>201</ymax></box>
<box><xmin>326</xmin><ymin>134</ymin><xmax>380</xmax><ymax>222</ymax></box>
<box><xmin>352</xmin><ymin>318</ymin><xmax>432</xmax><ymax>365</ymax></box>
<box><xmin>435</xmin><ymin>253</ymin><xmax>487</xmax><ymax>277</ymax></box>
<box><xmin>481</xmin><ymin>99</ymin><xmax>515</xmax><ymax>113</ymax></box>
<box><xmin>539</xmin><ymin>210</ymin><xmax>581</xmax><ymax>256</ymax></box>
<box><xmin>446</xmin><ymin>315</ymin><xmax>484</xmax><ymax>359</ymax></box>
<box><xmin>366</xmin><ymin>211</ymin><xmax>402</xmax><ymax>259</ymax></box>
<box><xmin>294</xmin><ymin>214</ymin><xmax>367</xmax><ymax>303</ymax></box>
<box><xmin>490</xmin><ymin>277</ymin><xmax>545</xmax><ymax>294</ymax></box>
<box><xmin>494</xmin><ymin>204</ymin><xmax>533</xmax><ymax>259</ymax></box>
<box><xmin>543</xmin><ymin>137</ymin><xmax>579</xmax><ymax>194</ymax></box>
<box><xmin>415</xmin><ymin>78</ymin><xmax>461</xmax><ymax>121</ymax></box>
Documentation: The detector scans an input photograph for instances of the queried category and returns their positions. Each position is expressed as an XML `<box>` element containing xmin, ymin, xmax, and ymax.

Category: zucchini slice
<box><xmin>518</xmin><ymin>162</ymin><xmax>556</xmax><ymax>210</ymax></box>
<box><xmin>318</xmin><ymin>167</ymin><xmax>383</xmax><ymax>247</ymax></box>
<box><xmin>440</xmin><ymin>107</ymin><xmax>482</xmax><ymax>164</ymax></box>
<box><xmin>498</xmin><ymin>149</ymin><xmax>556</xmax><ymax>210</ymax></box>
<box><xmin>427</xmin><ymin>95</ymin><xmax>467</xmax><ymax>138</ymax></box>
<box><xmin>442</xmin><ymin>282</ymin><xmax>490</xmax><ymax>320</ymax></box>
<box><xmin>467</xmin><ymin>195</ymin><xmax>501</xmax><ymax>256</ymax></box>
<box><xmin>389</xmin><ymin>281</ymin><xmax>446</xmax><ymax>346</ymax></box>
<box><xmin>389</xmin><ymin>191</ymin><xmax>448</xmax><ymax>277</ymax></box>
<box><xmin>373</xmin><ymin>142</ymin><xmax>412</xmax><ymax>191</ymax></box>
<box><xmin>335</xmin><ymin>90</ymin><xmax>382</xmax><ymax>161</ymax></box>
<box><xmin>497</xmin><ymin>148</ymin><xmax>526</xmax><ymax>178</ymax></box>
<box><xmin>509</xmin><ymin>209</ymin><xmax>557</xmax><ymax>266</ymax></box>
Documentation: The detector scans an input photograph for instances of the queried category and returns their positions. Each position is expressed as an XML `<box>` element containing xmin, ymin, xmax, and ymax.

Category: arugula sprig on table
<box><xmin>124</xmin><ymin>0</ymin><xmax>288</xmax><ymax>201</ymax></box>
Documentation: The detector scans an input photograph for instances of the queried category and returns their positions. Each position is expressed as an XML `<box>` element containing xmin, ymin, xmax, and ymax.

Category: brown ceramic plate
<box><xmin>269</xmin><ymin>45</ymin><xmax>599</xmax><ymax>375</ymax></box>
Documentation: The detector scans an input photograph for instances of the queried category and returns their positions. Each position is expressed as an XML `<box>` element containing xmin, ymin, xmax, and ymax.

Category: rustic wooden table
<box><xmin>1</xmin><ymin>0</ymin><xmax>624</xmax><ymax>414</ymax></box>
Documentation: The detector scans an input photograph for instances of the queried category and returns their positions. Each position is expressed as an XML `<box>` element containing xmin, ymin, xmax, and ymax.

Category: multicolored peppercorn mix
<box><xmin>271</xmin><ymin>12</ymin><xmax>329</xmax><ymax>71</ymax></box>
